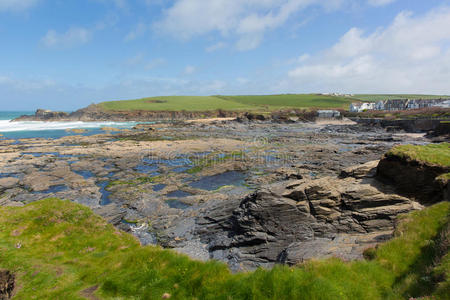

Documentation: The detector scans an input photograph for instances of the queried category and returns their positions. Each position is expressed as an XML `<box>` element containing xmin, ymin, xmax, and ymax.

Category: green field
<box><xmin>98</xmin><ymin>94</ymin><xmax>449</xmax><ymax>112</ymax></box>
<box><xmin>99</xmin><ymin>94</ymin><xmax>355</xmax><ymax>112</ymax></box>
<box><xmin>217</xmin><ymin>94</ymin><xmax>354</xmax><ymax>109</ymax></box>
<box><xmin>1</xmin><ymin>198</ymin><xmax>448</xmax><ymax>299</ymax></box>
<box><xmin>99</xmin><ymin>96</ymin><xmax>254</xmax><ymax>112</ymax></box>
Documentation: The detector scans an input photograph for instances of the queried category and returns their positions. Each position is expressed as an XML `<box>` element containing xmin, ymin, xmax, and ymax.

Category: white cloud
<box><xmin>0</xmin><ymin>0</ymin><xmax>38</xmax><ymax>11</ymax></box>
<box><xmin>183</xmin><ymin>65</ymin><xmax>196</xmax><ymax>75</ymax></box>
<box><xmin>155</xmin><ymin>0</ymin><xmax>344</xmax><ymax>51</ymax></box>
<box><xmin>297</xmin><ymin>54</ymin><xmax>310</xmax><ymax>62</ymax></box>
<box><xmin>368</xmin><ymin>0</ymin><xmax>396</xmax><ymax>7</ymax></box>
<box><xmin>206</xmin><ymin>41</ymin><xmax>227</xmax><ymax>52</ymax></box>
<box><xmin>40</xmin><ymin>14</ymin><xmax>117</xmax><ymax>49</ymax></box>
<box><xmin>41</xmin><ymin>27</ymin><xmax>92</xmax><ymax>48</ymax></box>
<box><xmin>281</xmin><ymin>6</ymin><xmax>450</xmax><ymax>94</ymax></box>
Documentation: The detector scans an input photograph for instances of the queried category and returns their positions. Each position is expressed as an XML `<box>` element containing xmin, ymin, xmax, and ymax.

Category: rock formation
<box><xmin>14</xmin><ymin>109</ymin><xmax>69</xmax><ymax>121</ymax></box>
<box><xmin>377</xmin><ymin>152</ymin><xmax>449</xmax><ymax>203</ymax></box>
<box><xmin>196</xmin><ymin>163</ymin><xmax>420</xmax><ymax>271</ymax></box>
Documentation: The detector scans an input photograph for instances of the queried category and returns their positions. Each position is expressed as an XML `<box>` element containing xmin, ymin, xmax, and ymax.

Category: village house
<box><xmin>384</xmin><ymin>99</ymin><xmax>408</xmax><ymax>111</ymax></box>
<box><xmin>351</xmin><ymin>98</ymin><xmax>450</xmax><ymax>112</ymax></box>
<box><xmin>433</xmin><ymin>99</ymin><xmax>450</xmax><ymax>108</ymax></box>
<box><xmin>375</xmin><ymin>101</ymin><xmax>385</xmax><ymax>110</ymax></box>
<box><xmin>349</xmin><ymin>102</ymin><xmax>375</xmax><ymax>112</ymax></box>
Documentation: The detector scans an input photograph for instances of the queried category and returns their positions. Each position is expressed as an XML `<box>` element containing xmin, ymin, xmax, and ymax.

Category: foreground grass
<box><xmin>386</xmin><ymin>143</ymin><xmax>450</xmax><ymax>167</ymax></box>
<box><xmin>0</xmin><ymin>199</ymin><xmax>448</xmax><ymax>299</ymax></box>
<box><xmin>99</xmin><ymin>94</ymin><xmax>355</xmax><ymax>112</ymax></box>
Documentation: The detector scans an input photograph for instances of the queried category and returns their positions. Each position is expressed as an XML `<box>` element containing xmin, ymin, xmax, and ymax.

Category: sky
<box><xmin>1</xmin><ymin>0</ymin><xmax>450</xmax><ymax>110</ymax></box>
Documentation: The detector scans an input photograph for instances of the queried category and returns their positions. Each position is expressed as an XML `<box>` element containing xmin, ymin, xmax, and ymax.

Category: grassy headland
<box><xmin>98</xmin><ymin>94</ymin><xmax>356</xmax><ymax>112</ymax></box>
<box><xmin>216</xmin><ymin>94</ymin><xmax>354</xmax><ymax>110</ymax></box>
<box><xmin>100</xmin><ymin>96</ymin><xmax>254</xmax><ymax>112</ymax></box>
<box><xmin>386</xmin><ymin>143</ymin><xmax>450</xmax><ymax>167</ymax></box>
<box><xmin>97</xmin><ymin>94</ymin><xmax>449</xmax><ymax>115</ymax></box>
<box><xmin>1</xmin><ymin>198</ymin><xmax>448</xmax><ymax>299</ymax></box>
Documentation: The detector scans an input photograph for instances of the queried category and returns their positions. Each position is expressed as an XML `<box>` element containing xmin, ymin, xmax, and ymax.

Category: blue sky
<box><xmin>1</xmin><ymin>0</ymin><xmax>450</xmax><ymax>110</ymax></box>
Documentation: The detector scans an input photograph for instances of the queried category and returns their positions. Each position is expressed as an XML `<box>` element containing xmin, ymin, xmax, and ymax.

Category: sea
<box><xmin>0</xmin><ymin>111</ymin><xmax>145</xmax><ymax>140</ymax></box>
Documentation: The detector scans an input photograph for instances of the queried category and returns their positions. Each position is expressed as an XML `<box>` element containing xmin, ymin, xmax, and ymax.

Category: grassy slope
<box><xmin>386</xmin><ymin>143</ymin><xmax>450</xmax><ymax>167</ymax></box>
<box><xmin>99</xmin><ymin>94</ymin><xmax>355</xmax><ymax>112</ymax></box>
<box><xmin>98</xmin><ymin>94</ymin><xmax>450</xmax><ymax>113</ymax></box>
<box><xmin>0</xmin><ymin>198</ymin><xmax>448</xmax><ymax>299</ymax></box>
<box><xmin>217</xmin><ymin>94</ymin><xmax>354</xmax><ymax>110</ymax></box>
<box><xmin>99</xmin><ymin>96</ymin><xmax>251</xmax><ymax>112</ymax></box>
<box><xmin>99</xmin><ymin>96</ymin><xmax>256</xmax><ymax>112</ymax></box>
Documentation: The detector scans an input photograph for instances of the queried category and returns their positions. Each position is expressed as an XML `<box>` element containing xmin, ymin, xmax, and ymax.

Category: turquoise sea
<box><xmin>0</xmin><ymin>111</ymin><xmax>143</xmax><ymax>140</ymax></box>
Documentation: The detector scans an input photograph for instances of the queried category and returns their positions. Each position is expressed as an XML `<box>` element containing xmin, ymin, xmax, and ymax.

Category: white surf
<box><xmin>0</xmin><ymin>119</ymin><xmax>136</xmax><ymax>132</ymax></box>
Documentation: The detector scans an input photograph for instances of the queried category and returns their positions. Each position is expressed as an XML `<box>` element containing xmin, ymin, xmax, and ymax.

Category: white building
<box><xmin>349</xmin><ymin>103</ymin><xmax>361</xmax><ymax>112</ymax></box>
<box><xmin>350</xmin><ymin>102</ymin><xmax>375</xmax><ymax>112</ymax></box>
<box><xmin>317</xmin><ymin>110</ymin><xmax>341</xmax><ymax>118</ymax></box>
<box><xmin>432</xmin><ymin>99</ymin><xmax>450</xmax><ymax>108</ymax></box>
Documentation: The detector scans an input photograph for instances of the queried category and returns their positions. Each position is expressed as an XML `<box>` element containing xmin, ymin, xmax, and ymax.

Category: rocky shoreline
<box><xmin>14</xmin><ymin>106</ymin><xmax>450</xmax><ymax>139</ymax></box>
<box><xmin>0</xmin><ymin>117</ymin><xmax>443</xmax><ymax>271</ymax></box>
<box><xmin>13</xmin><ymin>106</ymin><xmax>244</xmax><ymax>122</ymax></box>
<box><xmin>13</xmin><ymin>106</ymin><xmax>309</xmax><ymax>123</ymax></box>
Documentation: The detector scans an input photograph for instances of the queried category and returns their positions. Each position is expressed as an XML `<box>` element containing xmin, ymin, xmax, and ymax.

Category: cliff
<box><xmin>377</xmin><ymin>143</ymin><xmax>450</xmax><ymax>204</ymax></box>
<box><xmin>13</xmin><ymin>105</ymin><xmax>242</xmax><ymax>122</ymax></box>
<box><xmin>12</xmin><ymin>105</ymin><xmax>320</xmax><ymax>123</ymax></box>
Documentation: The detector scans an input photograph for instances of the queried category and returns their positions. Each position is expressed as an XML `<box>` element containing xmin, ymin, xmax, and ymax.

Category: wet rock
<box><xmin>0</xmin><ymin>178</ymin><xmax>19</xmax><ymax>191</ymax></box>
<box><xmin>172</xmin><ymin>239</ymin><xmax>210</xmax><ymax>261</ymax></box>
<box><xmin>22</xmin><ymin>172</ymin><xmax>59</xmax><ymax>192</ymax></box>
<box><xmin>130</xmin><ymin>224</ymin><xmax>157</xmax><ymax>245</ymax></box>
<box><xmin>274</xmin><ymin>167</ymin><xmax>304</xmax><ymax>180</ymax></box>
<box><xmin>93</xmin><ymin>204</ymin><xmax>126</xmax><ymax>225</ymax></box>
<box><xmin>197</xmin><ymin>175</ymin><xmax>418</xmax><ymax>270</ymax></box>
<box><xmin>100</xmin><ymin>127</ymin><xmax>122</xmax><ymax>132</ymax></box>
<box><xmin>133</xmin><ymin>124</ymin><xmax>155</xmax><ymax>131</ymax></box>
<box><xmin>339</xmin><ymin>160</ymin><xmax>378</xmax><ymax>179</ymax></box>
<box><xmin>279</xmin><ymin>231</ymin><xmax>392</xmax><ymax>264</ymax></box>
<box><xmin>0</xmin><ymin>116</ymin><xmax>433</xmax><ymax>268</ymax></box>
<box><xmin>66</xmin><ymin>128</ymin><xmax>87</xmax><ymax>134</ymax></box>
